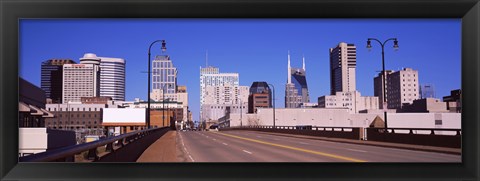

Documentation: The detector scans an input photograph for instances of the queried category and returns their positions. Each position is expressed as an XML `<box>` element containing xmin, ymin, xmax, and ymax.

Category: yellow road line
<box><xmin>213</xmin><ymin>132</ymin><xmax>367</xmax><ymax>162</ymax></box>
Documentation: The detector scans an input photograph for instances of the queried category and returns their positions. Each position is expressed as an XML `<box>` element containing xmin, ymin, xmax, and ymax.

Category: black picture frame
<box><xmin>1</xmin><ymin>0</ymin><xmax>479</xmax><ymax>180</ymax></box>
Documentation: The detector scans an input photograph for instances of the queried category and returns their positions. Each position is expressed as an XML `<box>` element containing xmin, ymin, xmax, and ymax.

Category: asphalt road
<box><xmin>177</xmin><ymin>130</ymin><xmax>461</xmax><ymax>162</ymax></box>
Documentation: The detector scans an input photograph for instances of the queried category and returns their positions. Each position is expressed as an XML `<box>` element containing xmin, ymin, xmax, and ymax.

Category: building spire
<box><xmin>302</xmin><ymin>54</ymin><xmax>306</xmax><ymax>71</ymax></box>
<box><xmin>287</xmin><ymin>51</ymin><xmax>291</xmax><ymax>84</ymax></box>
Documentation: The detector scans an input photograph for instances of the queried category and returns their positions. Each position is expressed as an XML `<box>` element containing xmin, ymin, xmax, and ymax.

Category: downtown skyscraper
<box><xmin>374</xmin><ymin>68</ymin><xmax>419</xmax><ymax>109</ymax></box>
<box><xmin>285</xmin><ymin>51</ymin><xmax>310</xmax><ymax>108</ymax></box>
<box><xmin>151</xmin><ymin>55</ymin><xmax>178</xmax><ymax>101</ymax></box>
<box><xmin>62</xmin><ymin>54</ymin><xmax>101</xmax><ymax>103</ymax></box>
<box><xmin>200</xmin><ymin>65</ymin><xmax>247</xmax><ymax>123</ymax></box>
<box><xmin>41</xmin><ymin>59</ymin><xmax>76</xmax><ymax>103</ymax></box>
<box><xmin>329</xmin><ymin>42</ymin><xmax>357</xmax><ymax>95</ymax></box>
<box><xmin>98</xmin><ymin>57</ymin><xmax>126</xmax><ymax>101</ymax></box>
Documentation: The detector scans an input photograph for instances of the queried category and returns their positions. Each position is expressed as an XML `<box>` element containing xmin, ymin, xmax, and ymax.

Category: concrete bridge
<box><xmin>19</xmin><ymin>126</ymin><xmax>461</xmax><ymax>162</ymax></box>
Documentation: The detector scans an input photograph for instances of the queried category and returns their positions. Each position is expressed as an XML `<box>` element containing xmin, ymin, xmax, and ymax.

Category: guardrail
<box><xmin>20</xmin><ymin>127</ymin><xmax>169</xmax><ymax>162</ymax></box>
<box><xmin>223</xmin><ymin>126</ymin><xmax>362</xmax><ymax>140</ymax></box>
<box><xmin>366</xmin><ymin>127</ymin><xmax>461</xmax><ymax>148</ymax></box>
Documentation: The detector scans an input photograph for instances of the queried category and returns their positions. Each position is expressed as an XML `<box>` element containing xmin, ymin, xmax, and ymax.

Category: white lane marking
<box><xmin>256</xmin><ymin>136</ymin><xmax>262</xmax><ymax>138</ymax></box>
<box><xmin>299</xmin><ymin>142</ymin><xmax>309</xmax><ymax>145</ymax></box>
<box><xmin>242</xmin><ymin>150</ymin><xmax>252</xmax><ymax>154</ymax></box>
<box><xmin>179</xmin><ymin>132</ymin><xmax>195</xmax><ymax>162</ymax></box>
<box><xmin>347</xmin><ymin>149</ymin><xmax>368</xmax><ymax>153</ymax></box>
<box><xmin>222</xmin><ymin>142</ymin><xmax>228</xmax><ymax>146</ymax></box>
<box><xmin>213</xmin><ymin>138</ymin><xmax>216</xmax><ymax>141</ymax></box>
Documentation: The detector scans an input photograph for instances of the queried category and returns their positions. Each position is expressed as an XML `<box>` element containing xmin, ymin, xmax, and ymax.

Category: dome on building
<box><xmin>80</xmin><ymin>53</ymin><xmax>100</xmax><ymax>60</ymax></box>
<box><xmin>80</xmin><ymin>53</ymin><xmax>101</xmax><ymax>64</ymax></box>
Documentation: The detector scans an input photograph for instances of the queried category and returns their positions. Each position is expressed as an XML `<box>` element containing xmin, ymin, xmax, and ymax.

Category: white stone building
<box><xmin>375</xmin><ymin>68</ymin><xmax>420</xmax><ymax>109</ymax></box>
<box><xmin>98</xmin><ymin>56</ymin><xmax>126</xmax><ymax>101</ymax></box>
<box><xmin>318</xmin><ymin>91</ymin><xmax>379</xmax><ymax>113</ymax></box>
<box><xmin>62</xmin><ymin>63</ymin><xmax>100</xmax><ymax>103</ymax></box>
<box><xmin>199</xmin><ymin>66</ymin><xmax>241</xmax><ymax>122</ymax></box>
<box><xmin>329</xmin><ymin>42</ymin><xmax>356</xmax><ymax>95</ymax></box>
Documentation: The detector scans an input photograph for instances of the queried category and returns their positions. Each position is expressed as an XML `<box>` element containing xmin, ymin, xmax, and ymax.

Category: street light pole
<box><xmin>367</xmin><ymin>38</ymin><xmax>399</xmax><ymax>129</ymax></box>
<box><xmin>162</xmin><ymin>84</ymin><xmax>170</xmax><ymax>128</ymax></box>
<box><xmin>148</xmin><ymin>40</ymin><xmax>166</xmax><ymax>129</ymax></box>
<box><xmin>267</xmin><ymin>83</ymin><xmax>275</xmax><ymax>128</ymax></box>
<box><xmin>240</xmin><ymin>101</ymin><xmax>243</xmax><ymax>127</ymax></box>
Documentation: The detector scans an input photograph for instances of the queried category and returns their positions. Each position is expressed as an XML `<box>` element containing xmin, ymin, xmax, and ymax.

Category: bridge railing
<box><xmin>224</xmin><ymin>125</ymin><xmax>362</xmax><ymax>140</ymax></box>
<box><xmin>366</xmin><ymin>127</ymin><xmax>461</xmax><ymax>148</ymax></box>
<box><xmin>20</xmin><ymin>127</ymin><xmax>169</xmax><ymax>162</ymax></box>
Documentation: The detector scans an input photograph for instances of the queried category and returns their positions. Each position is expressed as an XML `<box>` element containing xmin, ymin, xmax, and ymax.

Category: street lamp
<box><xmin>367</xmin><ymin>38</ymin><xmax>399</xmax><ymax>129</ymax></box>
<box><xmin>147</xmin><ymin>40</ymin><xmax>166</xmax><ymax>128</ymax></box>
<box><xmin>267</xmin><ymin>83</ymin><xmax>275</xmax><ymax>128</ymax></box>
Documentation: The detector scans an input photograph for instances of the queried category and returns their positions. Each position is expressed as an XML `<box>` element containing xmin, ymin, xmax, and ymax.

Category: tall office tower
<box><xmin>374</xmin><ymin>68</ymin><xmax>419</xmax><ymax>109</ymax></box>
<box><xmin>41</xmin><ymin>59</ymin><xmax>76</xmax><ymax>103</ymax></box>
<box><xmin>62</xmin><ymin>54</ymin><xmax>100</xmax><ymax>103</ymax></box>
<box><xmin>98</xmin><ymin>57</ymin><xmax>126</xmax><ymax>101</ymax></box>
<box><xmin>151</xmin><ymin>55</ymin><xmax>177</xmax><ymax>101</ymax></box>
<box><xmin>285</xmin><ymin>52</ymin><xmax>310</xmax><ymax>108</ymax></box>
<box><xmin>420</xmin><ymin>83</ymin><xmax>436</xmax><ymax>99</ymax></box>
<box><xmin>329</xmin><ymin>42</ymin><xmax>357</xmax><ymax>95</ymax></box>
<box><xmin>199</xmin><ymin>66</ymin><xmax>240</xmax><ymax>122</ymax></box>
<box><xmin>248</xmin><ymin>81</ymin><xmax>272</xmax><ymax>113</ymax></box>
<box><xmin>373</xmin><ymin>70</ymin><xmax>394</xmax><ymax>109</ymax></box>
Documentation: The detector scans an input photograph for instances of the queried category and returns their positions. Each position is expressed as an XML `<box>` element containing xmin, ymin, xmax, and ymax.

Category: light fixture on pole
<box><xmin>147</xmin><ymin>40</ymin><xmax>166</xmax><ymax>129</ymax></box>
<box><xmin>366</xmin><ymin>37</ymin><xmax>398</xmax><ymax>129</ymax></box>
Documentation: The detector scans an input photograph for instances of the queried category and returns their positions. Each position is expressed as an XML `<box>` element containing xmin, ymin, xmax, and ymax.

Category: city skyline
<box><xmin>20</xmin><ymin>19</ymin><xmax>461</xmax><ymax>121</ymax></box>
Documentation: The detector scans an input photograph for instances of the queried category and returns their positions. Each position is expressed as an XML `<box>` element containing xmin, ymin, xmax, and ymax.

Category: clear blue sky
<box><xmin>20</xmin><ymin>19</ymin><xmax>461</xmax><ymax>122</ymax></box>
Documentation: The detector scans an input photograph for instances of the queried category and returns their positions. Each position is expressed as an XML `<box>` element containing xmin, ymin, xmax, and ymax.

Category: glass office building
<box><xmin>152</xmin><ymin>55</ymin><xmax>177</xmax><ymax>95</ymax></box>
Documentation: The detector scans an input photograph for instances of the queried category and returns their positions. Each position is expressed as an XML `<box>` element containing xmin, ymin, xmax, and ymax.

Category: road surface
<box><xmin>177</xmin><ymin>130</ymin><xmax>461</xmax><ymax>162</ymax></box>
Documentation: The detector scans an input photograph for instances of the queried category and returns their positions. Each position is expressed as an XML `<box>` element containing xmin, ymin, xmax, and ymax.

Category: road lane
<box><xmin>179</xmin><ymin>131</ymin><xmax>364</xmax><ymax>162</ymax></box>
<box><xmin>179</xmin><ymin>131</ymin><xmax>259</xmax><ymax>162</ymax></box>
<box><xmin>221</xmin><ymin>130</ymin><xmax>461</xmax><ymax>162</ymax></box>
<box><xmin>178</xmin><ymin>130</ymin><xmax>461</xmax><ymax>162</ymax></box>
<box><xmin>201</xmin><ymin>130</ymin><xmax>349</xmax><ymax>162</ymax></box>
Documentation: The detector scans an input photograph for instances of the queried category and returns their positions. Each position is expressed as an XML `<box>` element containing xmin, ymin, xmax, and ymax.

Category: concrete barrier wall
<box><xmin>366</xmin><ymin>128</ymin><xmax>461</xmax><ymax>148</ymax></box>
<box><xmin>96</xmin><ymin>127</ymin><xmax>170</xmax><ymax>162</ymax></box>
<box><xmin>224</xmin><ymin>127</ymin><xmax>362</xmax><ymax>140</ymax></box>
<box><xmin>229</xmin><ymin>110</ymin><xmax>461</xmax><ymax>132</ymax></box>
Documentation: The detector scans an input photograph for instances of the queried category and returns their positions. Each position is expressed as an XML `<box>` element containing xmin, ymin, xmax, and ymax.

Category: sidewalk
<box><xmin>137</xmin><ymin>130</ymin><xmax>178</xmax><ymax>162</ymax></box>
<box><xmin>231</xmin><ymin>130</ymin><xmax>461</xmax><ymax>155</ymax></box>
